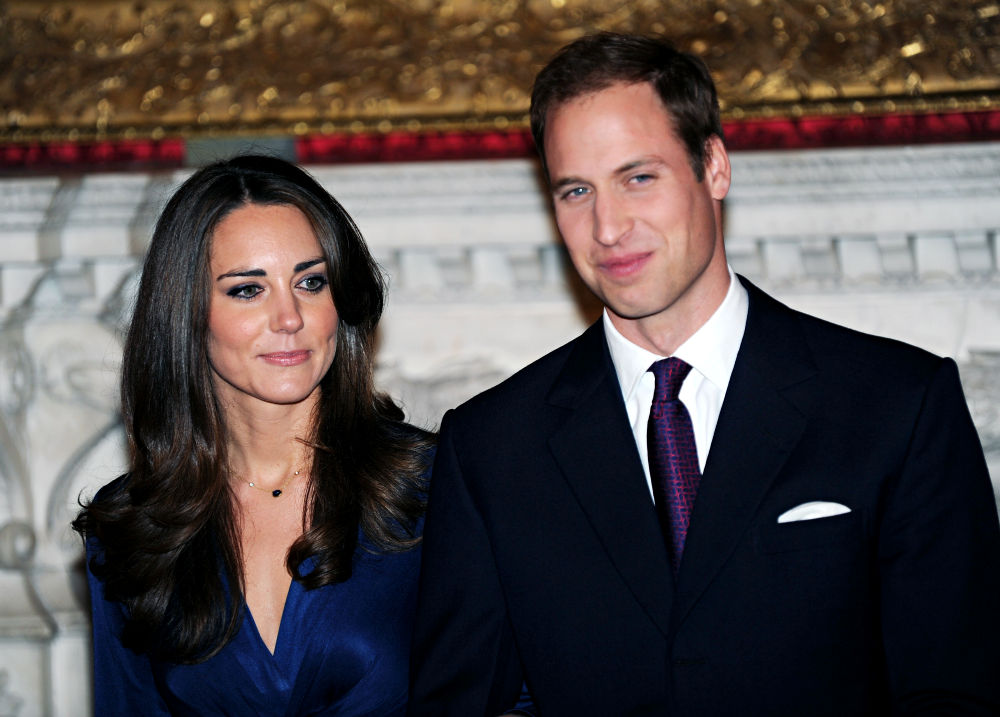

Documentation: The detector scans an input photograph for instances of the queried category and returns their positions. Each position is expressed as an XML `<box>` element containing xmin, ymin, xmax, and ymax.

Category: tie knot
<box><xmin>649</xmin><ymin>357</ymin><xmax>692</xmax><ymax>403</ymax></box>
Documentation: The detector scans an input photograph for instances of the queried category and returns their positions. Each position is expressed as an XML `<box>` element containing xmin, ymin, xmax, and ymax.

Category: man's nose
<box><xmin>592</xmin><ymin>192</ymin><xmax>633</xmax><ymax>245</ymax></box>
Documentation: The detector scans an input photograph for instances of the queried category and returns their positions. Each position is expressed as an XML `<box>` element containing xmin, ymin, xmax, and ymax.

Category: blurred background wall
<box><xmin>1</xmin><ymin>2</ymin><xmax>999</xmax><ymax>714</ymax></box>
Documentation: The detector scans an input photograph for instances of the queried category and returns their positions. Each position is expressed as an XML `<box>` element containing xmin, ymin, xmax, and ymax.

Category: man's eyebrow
<box><xmin>614</xmin><ymin>159</ymin><xmax>649</xmax><ymax>175</ymax></box>
<box><xmin>550</xmin><ymin>176</ymin><xmax>585</xmax><ymax>193</ymax></box>
<box><xmin>614</xmin><ymin>156</ymin><xmax>668</xmax><ymax>178</ymax></box>
<box><xmin>550</xmin><ymin>158</ymin><xmax>663</xmax><ymax>193</ymax></box>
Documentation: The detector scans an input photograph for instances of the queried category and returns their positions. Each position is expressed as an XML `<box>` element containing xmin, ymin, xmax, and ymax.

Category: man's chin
<box><xmin>604</xmin><ymin>301</ymin><xmax>660</xmax><ymax>323</ymax></box>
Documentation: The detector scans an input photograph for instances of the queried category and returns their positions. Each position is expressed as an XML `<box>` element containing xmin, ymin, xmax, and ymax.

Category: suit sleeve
<box><xmin>878</xmin><ymin>357</ymin><xmax>1000</xmax><ymax>714</ymax></box>
<box><xmin>86</xmin><ymin>538</ymin><xmax>171</xmax><ymax>716</ymax></box>
<box><xmin>408</xmin><ymin>410</ymin><xmax>526</xmax><ymax>716</ymax></box>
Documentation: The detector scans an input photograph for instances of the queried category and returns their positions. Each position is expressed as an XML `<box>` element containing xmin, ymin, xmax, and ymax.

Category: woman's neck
<box><xmin>220</xmin><ymin>393</ymin><xmax>318</xmax><ymax>482</ymax></box>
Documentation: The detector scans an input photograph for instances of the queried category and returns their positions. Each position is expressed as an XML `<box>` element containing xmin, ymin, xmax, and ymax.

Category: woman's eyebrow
<box><xmin>216</xmin><ymin>268</ymin><xmax>265</xmax><ymax>280</ymax></box>
<box><xmin>216</xmin><ymin>258</ymin><xmax>324</xmax><ymax>281</ymax></box>
<box><xmin>295</xmin><ymin>258</ymin><xmax>324</xmax><ymax>272</ymax></box>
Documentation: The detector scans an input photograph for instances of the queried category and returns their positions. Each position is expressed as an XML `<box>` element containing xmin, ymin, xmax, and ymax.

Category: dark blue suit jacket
<box><xmin>409</xmin><ymin>279</ymin><xmax>1000</xmax><ymax>716</ymax></box>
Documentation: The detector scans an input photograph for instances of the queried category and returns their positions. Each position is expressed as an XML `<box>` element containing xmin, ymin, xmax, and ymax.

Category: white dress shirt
<box><xmin>603</xmin><ymin>267</ymin><xmax>749</xmax><ymax>498</ymax></box>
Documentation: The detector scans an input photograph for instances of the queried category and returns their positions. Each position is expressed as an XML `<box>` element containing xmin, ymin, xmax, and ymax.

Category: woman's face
<box><xmin>206</xmin><ymin>203</ymin><xmax>339</xmax><ymax>413</ymax></box>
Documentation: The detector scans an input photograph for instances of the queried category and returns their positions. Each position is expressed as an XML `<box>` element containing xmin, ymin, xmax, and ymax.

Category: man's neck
<box><xmin>607</xmin><ymin>271</ymin><xmax>732</xmax><ymax>357</ymax></box>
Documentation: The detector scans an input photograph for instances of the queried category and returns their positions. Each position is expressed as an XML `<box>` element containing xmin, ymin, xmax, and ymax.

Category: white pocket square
<box><xmin>777</xmin><ymin>501</ymin><xmax>851</xmax><ymax>523</ymax></box>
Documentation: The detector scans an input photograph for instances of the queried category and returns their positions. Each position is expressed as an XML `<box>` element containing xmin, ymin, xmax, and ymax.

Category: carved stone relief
<box><xmin>0</xmin><ymin>668</ymin><xmax>23</xmax><ymax>717</ymax></box>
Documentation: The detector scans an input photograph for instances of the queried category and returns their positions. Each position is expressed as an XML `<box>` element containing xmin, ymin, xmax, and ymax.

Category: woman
<box><xmin>73</xmin><ymin>155</ymin><xmax>433</xmax><ymax>715</ymax></box>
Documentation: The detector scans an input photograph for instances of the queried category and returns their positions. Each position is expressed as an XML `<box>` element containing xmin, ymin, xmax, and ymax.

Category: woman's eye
<box><xmin>299</xmin><ymin>275</ymin><xmax>328</xmax><ymax>292</ymax></box>
<box><xmin>227</xmin><ymin>284</ymin><xmax>262</xmax><ymax>300</ymax></box>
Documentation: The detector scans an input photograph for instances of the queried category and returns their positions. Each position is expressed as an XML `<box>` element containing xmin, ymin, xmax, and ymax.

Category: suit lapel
<box><xmin>672</xmin><ymin>280</ymin><xmax>818</xmax><ymax>626</ymax></box>
<box><xmin>547</xmin><ymin>321</ymin><xmax>674</xmax><ymax>637</ymax></box>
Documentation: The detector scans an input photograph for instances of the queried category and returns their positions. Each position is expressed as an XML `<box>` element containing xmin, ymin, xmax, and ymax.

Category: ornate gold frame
<box><xmin>2</xmin><ymin>0</ymin><xmax>998</xmax><ymax>142</ymax></box>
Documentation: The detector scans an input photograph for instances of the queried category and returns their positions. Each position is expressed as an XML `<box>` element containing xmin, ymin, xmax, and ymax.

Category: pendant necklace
<box><xmin>248</xmin><ymin>469</ymin><xmax>301</xmax><ymax>498</ymax></box>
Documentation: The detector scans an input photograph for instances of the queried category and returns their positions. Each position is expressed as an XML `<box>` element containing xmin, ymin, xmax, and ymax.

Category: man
<box><xmin>409</xmin><ymin>32</ymin><xmax>1000</xmax><ymax>716</ymax></box>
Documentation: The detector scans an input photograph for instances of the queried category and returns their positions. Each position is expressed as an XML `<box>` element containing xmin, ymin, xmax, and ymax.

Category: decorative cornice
<box><xmin>2</xmin><ymin>143</ymin><xmax>999</xmax><ymax>269</ymax></box>
<box><xmin>2</xmin><ymin>0</ymin><xmax>999</xmax><ymax>143</ymax></box>
<box><xmin>729</xmin><ymin>142</ymin><xmax>1000</xmax><ymax>203</ymax></box>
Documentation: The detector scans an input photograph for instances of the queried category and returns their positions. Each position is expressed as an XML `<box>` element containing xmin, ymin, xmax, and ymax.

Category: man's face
<box><xmin>544</xmin><ymin>81</ymin><xmax>732</xmax><ymax>352</ymax></box>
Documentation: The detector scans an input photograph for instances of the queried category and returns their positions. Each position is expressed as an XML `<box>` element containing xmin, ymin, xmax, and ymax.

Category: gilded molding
<box><xmin>2</xmin><ymin>0</ymin><xmax>999</xmax><ymax>141</ymax></box>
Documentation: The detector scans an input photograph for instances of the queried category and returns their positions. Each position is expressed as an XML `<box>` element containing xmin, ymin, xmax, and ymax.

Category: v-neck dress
<box><xmin>86</xmin><ymin>524</ymin><xmax>422</xmax><ymax>716</ymax></box>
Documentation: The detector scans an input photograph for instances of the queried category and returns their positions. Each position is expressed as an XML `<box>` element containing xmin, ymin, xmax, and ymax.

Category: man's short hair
<box><xmin>530</xmin><ymin>32</ymin><xmax>724</xmax><ymax>182</ymax></box>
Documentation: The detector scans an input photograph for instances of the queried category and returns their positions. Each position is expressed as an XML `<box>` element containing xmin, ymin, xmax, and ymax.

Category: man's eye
<box><xmin>562</xmin><ymin>186</ymin><xmax>589</xmax><ymax>200</ymax></box>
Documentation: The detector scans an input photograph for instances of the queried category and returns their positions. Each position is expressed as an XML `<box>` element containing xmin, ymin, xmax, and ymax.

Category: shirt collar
<box><xmin>604</xmin><ymin>266</ymin><xmax>749</xmax><ymax>402</ymax></box>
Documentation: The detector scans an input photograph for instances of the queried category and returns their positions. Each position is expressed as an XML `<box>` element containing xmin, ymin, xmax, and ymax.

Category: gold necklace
<box><xmin>248</xmin><ymin>469</ymin><xmax>301</xmax><ymax>498</ymax></box>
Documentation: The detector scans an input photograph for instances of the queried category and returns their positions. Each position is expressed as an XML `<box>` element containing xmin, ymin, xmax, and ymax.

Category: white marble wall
<box><xmin>1</xmin><ymin>142</ymin><xmax>999</xmax><ymax>715</ymax></box>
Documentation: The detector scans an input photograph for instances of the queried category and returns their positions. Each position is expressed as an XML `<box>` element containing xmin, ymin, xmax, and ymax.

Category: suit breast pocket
<box><xmin>756</xmin><ymin>511</ymin><xmax>862</xmax><ymax>554</ymax></box>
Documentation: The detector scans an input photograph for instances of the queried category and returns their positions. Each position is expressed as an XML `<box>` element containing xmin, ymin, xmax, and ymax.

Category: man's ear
<box><xmin>703</xmin><ymin>135</ymin><xmax>731</xmax><ymax>201</ymax></box>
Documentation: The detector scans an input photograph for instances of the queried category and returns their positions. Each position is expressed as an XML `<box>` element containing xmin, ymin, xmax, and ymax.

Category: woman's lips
<box><xmin>260</xmin><ymin>350</ymin><xmax>311</xmax><ymax>366</ymax></box>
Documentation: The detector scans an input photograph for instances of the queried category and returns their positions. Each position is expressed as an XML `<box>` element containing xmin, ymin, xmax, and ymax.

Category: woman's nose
<box><xmin>271</xmin><ymin>291</ymin><xmax>304</xmax><ymax>333</ymax></box>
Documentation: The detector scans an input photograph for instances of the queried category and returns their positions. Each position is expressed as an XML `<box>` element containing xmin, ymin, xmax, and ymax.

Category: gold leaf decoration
<box><xmin>1</xmin><ymin>0</ymin><xmax>998</xmax><ymax>141</ymax></box>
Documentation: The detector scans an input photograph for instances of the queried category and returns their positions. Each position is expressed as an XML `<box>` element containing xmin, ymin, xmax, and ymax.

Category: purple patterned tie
<box><xmin>648</xmin><ymin>358</ymin><xmax>701</xmax><ymax>573</ymax></box>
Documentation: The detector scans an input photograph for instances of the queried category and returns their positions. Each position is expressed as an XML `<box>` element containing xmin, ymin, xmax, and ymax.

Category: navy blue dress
<box><xmin>86</xmin><ymin>525</ymin><xmax>422</xmax><ymax>715</ymax></box>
